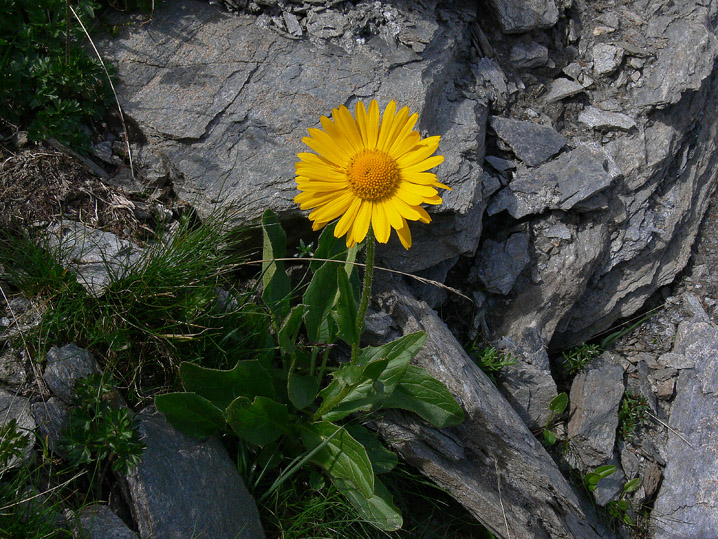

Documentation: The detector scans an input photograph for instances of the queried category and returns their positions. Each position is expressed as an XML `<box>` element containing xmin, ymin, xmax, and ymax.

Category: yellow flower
<box><xmin>294</xmin><ymin>100</ymin><xmax>450</xmax><ymax>249</ymax></box>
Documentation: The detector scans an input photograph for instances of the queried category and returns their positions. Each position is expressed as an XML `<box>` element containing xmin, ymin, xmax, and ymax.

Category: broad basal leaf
<box><xmin>155</xmin><ymin>392</ymin><xmax>225</xmax><ymax>438</ymax></box>
<box><xmin>332</xmin><ymin>476</ymin><xmax>403</xmax><ymax>532</ymax></box>
<box><xmin>225</xmin><ymin>396</ymin><xmax>290</xmax><ymax>447</ymax></box>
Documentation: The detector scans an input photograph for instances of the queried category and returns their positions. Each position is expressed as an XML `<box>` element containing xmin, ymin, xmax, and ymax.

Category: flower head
<box><xmin>294</xmin><ymin>100</ymin><xmax>449</xmax><ymax>249</ymax></box>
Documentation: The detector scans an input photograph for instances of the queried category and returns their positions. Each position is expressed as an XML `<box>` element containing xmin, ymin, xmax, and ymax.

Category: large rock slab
<box><xmin>119</xmin><ymin>406</ymin><xmax>264</xmax><ymax>538</ymax></box>
<box><xmin>374</xmin><ymin>277</ymin><xmax>611</xmax><ymax>539</ymax></box>
<box><xmin>652</xmin><ymin>320</ymin><xmax>718</xmax><ymax>537</ymax></box>
<box><xmin>97</xmin><ymin>0</ymin><xmax>487</xmax><ymax>273</ymax></box>
<box><xmin>484</xmin><ymin>0</ymin><xmax>559</xmax><ymax>34</ymax></box>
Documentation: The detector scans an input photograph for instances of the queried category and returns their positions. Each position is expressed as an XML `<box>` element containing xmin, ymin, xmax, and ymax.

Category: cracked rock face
<box><xmin>98</xmin><ymin>0</ymin><xmax>486</xmax><ymax>273</ymax></box>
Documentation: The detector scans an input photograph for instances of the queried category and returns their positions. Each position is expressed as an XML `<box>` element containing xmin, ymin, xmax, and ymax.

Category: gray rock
<box><xmin>473</xmin><ymin>228</ymin><xmax>530</xmax><ymax>295</ymax></box>
<box><xmin>97</xmin><ymin>0</ymin><xmax>487</xmax><ymax>274</ymax></box>
<box><xmin>45</xmin><ymin>221</ymin><xmax>143</xmax><ymax>297</ymax></box>
<box><xmin>485</xmin><ymin>0</ymin><xmax>559</xmax><ymax>34</ymax></box>
<box><xmin>652</xmin><ymin>319</ymin><xmax>718</xmax><ymax>537</ymax></box>
<box><xmin>43</xmin><ymin>344</ymin><xmax>99</xmax><ymax>404</ymax></box>
<box><xmin>656</xmin><ymin>352</ymin><xmax>695</xmax><ymax>370</ymax></box>
<box><xmin>592</xmin><ymin>459</ymin><xmax>625</xmax><ymax>507</ymax></box>
<box><xmin>374</xmin><ymin>277</ymin><xmax>611</xmax><ymax>539</ymax></box>
<box><xmin>496</xmin><ymin>326</ymin><xmax>558</xmax><ymax>429</ymax></box>
<box><xmin>489</xmin><ymin>116</ymin><xmax>566</xmax><ymax>167</ymax></box>
<box><xmin>567</xmin><ymin>354</ymin><xmax>624</xmax><ymax>470</ymax></box>
<box><xmin>282</xmin><ymin>11</ymin><xmax>302</xmax><ymax>37</ymax></box>
<box><xmin>0</xmin><ymin>348</ymin><xmax>28</xmax><ymax>387</ymax></box>
<box><xmin>488</xmin><ymin>144</ymin><xmax>621</xmax><ymax>219</ymax></box>
<box><xmin>484</xmin><ymin>155</ymin><xmax>515</xmax><ymax>173</ymax></box>
<box><xmin>77</xmin><ymin>505</ymin><xmax>138</xmax><ymax>538</ymax></box>
<box><xmin>31</xmin><ymin>397</ymin><xmax>69</xmax><ymax>456</ymax></box>
<box><xmin>0</xmin><ymin>389</ymin><xmax>35</xmax><ymax>468</ymax></box>
<box><xmin>119</xmin><ymin>406</ymin><xmax>264</xmax><ymax>538</ymax></box>
<box><xmin>578</xmin><ymin>106</ymin><xmax>636</xmax><ymax>131</ymax></box>
<box><xmin>543</xmin><ymin>77</ymin><xmax>585</xmax><ymax>103</ymax></box>
<box><xmin>592</xmin><ymin>43</ymin><xmax>623</xmax><ymax>76</ymax></box>
<box><xmin>634</xmin><ymin>7</ymin><xmax>718</xmax><ymax>108</ymax></box>
<box><xmin>509</xmin><ymin>41</ymin><xmax>549</xmax><ymax>68</ymax></box>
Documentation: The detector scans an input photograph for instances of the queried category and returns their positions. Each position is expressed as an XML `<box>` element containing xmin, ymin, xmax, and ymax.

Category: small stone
<box><xmin>509</xmin><ymin>41</ymin><xmax>549</xmax><ymax>69</ymax></box>
<box><xmin>0</xmin><ymin>348</ymin><xmax>28</xmax><ymax>387</ymax></box>
<box><xmin>485</xmin><ymin>155</ymin><xmax>515</xmax><ymax>173</ymax></box>
<box><xmin>282</xmin><ymin>11</ymin><xmax>302</xmax><ymax>37</ymax></box>
<box><xmin>592</xmin><ymin>43</ymin><xmax>624</xmax><ymax>75</ymax></box>
<box><xmin>562</xmin><ymin>61</ymin><xmax>582</xmax><ymax>80</ymax></box>
<box><xmin>489</xmin><ymin>116</ymin><xmax>566</xmax><ymax>167</ymax></box>
<box><xmin>543</xmin><ymin>77</ymin><xmax>585</xmax><ymax>103</ymax></box>
<box><xmin>578</xmin><ymin>106</ymin><xmax>637</xmax><ymax>131</ymax></box>
<box><xmin>567</xmin><ymin>353</ymin><xmax>624</xmax><ymax>469</ymax></box>
<box><xmin>31</xmin><ymin>397</ymin><xmax>69</xmax><ymax>456</ymax></box>
<box><xmin>656</xmin><ymin>377</ymin><xmax>675</xmax><ymax>400</ymax></box>
<box><xmin>77</xmin><ymin>505</ymin><xmax>138</xmax><ymax>538</ymax></box>
<box><xmin>305</xmin><ymin>10</ymin><xmax>346</xmax><ymax>39</ymax></box>
<box><xmin>43</xmin><ymin>344</ymin><xmax>99</xmax><ymax>404</ymax></box>
<box><xmin>485</xmin><ymin>0</ymin><xmax>559</xmax><ymax>33</ymax></box>
<box><xmin>91</xmin><ymin>141</ymin><xmax>114</xmax><ymax>165</ymax></box>
<box><xmin>544</xmin><ymin>223</ymin><xmax>572</xmax><ymax>240</ymax></box>
<box><xmin>473</xmin><ymin>229</ymin><xmax>530</xmax><ymax>295</ymax></box>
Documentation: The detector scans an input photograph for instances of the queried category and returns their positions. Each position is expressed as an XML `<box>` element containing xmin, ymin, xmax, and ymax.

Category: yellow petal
<box><xmin>416</xmin><ymin>205</ymin><xmax>432</xmax><ymax>223</ymax></box>
<box><xmin>335</xmin><ymin>196</ymin><xmax>362</xmax><ymax>238</ymax></box>
<box><xmin>377</xmin><ymin>100</ymin><xmax>397</xmax><ymax>151</ymax></box>
<box><xmin>305</xmin><ymin>128</ymin><xmax>352</xmax><ymax>164</ymax></box>
<box><xmin>395</xmin><ymin>188</ymin><xmax>425</xmax><ymax>207</ymax></box>
<box><xmin>388</xmin><ymin>196</ymin><xmax>423</xmax><ymax>222</ymax></box>
<box><xmin>355</xmin><ymin>101</ymin><xmax>369</xmax><ymax>147</ymax></box>
<box><xmin>372</xmin><ymin>202</ymin><xmax>391</xmax><ymax>243</ymax></box>
<box><xmin>381</xmin><ymin>199</ymin><xmax>404</xmax><ymax>230</ymax></box>
<box><xmin>387</xmin><ymin>112</ymin><xmax>419</xmax><ymax>155</ymax></box>
<box><xmin>378</xmin><ymin>105</ymin><xmax>410</xmax><ymax>153</ymax></box>
<box><xmin>396</xmin><ymin>218</ymin><xmax>412</xmax><ymax>249</ymax></box>
<box><xmin>402</xmin><ymin>171</ymin><xmax>451</xmax><ymax>189</ymax></box>
<box><xmin>320</xmin><ymin>115</ymin><xmax>357</xmax><ymax>158</ymax></box>
<box><xmin>422</xmin><ymin>195</ymin><xmax>443</xmax><ymax>205</ymax></box>
<box><xmin>351</xmin><ymin>200</ymin><xmax>373</xmax><ymax>245</ymax></box>
<box><xmin>396</xmin><ymin>136</ymin><xmax>441</xmax><ymax>168</ymax></box>
<box><xmin>402</xmin><ymin>154</ymin><xmax>444</xmax><ymax>173</ymax></box>
<box><xmin>333</xmin><ymin>105</ymin><xmax>364</xmax><ymax>153</ymax></box>
<box><xmin>398</xmin><ymin>181</ymin><xmax>438</xmax><ymax>198</ymax></box>
<box><xmin>308</xmin><ymin>191</ymin><xmax>355</xmax><ymax>222</ymax></box>
<box><xmin>366</xmin><ymin>100</ymin><xmax>380</xmax><ymax>150</ymax></box>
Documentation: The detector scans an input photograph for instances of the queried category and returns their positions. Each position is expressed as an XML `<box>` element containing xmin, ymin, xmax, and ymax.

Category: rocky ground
<box><xmin>2</xmin><ymin>0</ymin><xmax>718</xmax><ymax>537</ymax></box>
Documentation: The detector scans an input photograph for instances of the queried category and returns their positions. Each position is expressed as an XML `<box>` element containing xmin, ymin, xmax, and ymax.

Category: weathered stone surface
<box><xmin>472</xmin><ymin>228</ymin><xmax>530</xmax><ymax>295</ymax></box>
<box><xmin>98</xmin><ymin>0</ymin><xmax>487</xmax><ymax>273</ymax></box>
<box><xmin>652</xmin><ymin>320</ymin><xmax>718</xmax><ymax>537</ymax></box>
<box><xmin>496</xmin><ymin>326</ymin><xmax>558</xmax><ymax>429</ymax></box>
<box><xmin>119</xmin><ymin>406</ymin><xmax>264</xmax><ymax>538</ymax></box>
<box><xmin>578</xmin><ymin>106</ymin><xmax>636</xmax><ymax>131</ymax></box>
<box><xmin>567</xmin><ymin>354</ymin><xmax>624</xmax><ymax>470</ymax></box>
<box><xmin>43</xmin><ymin>344</ymin><xmax>99</xmax><ymax>404</ymax></box>
<box><xmin>0</xmin><ymin>348</ymin><xmax>28</xmax><ymax>387</ymax></box>
<box><xmin>543</xmin><ymin>77</ymin><xmax>585</xmax><ymax>103</ymax></box>
<box><xmin>485</xmin><ymin>0</ymin><xmax>559</xmax><ymax>34</ymax></box>
<box><xmin>77</xmin><ymin>505</ymin><xmax>138</xmax><ymax>539</ymax></box>
<box><xmin>509</xmin><ymin>40</ymin><xmax>549</xmax><ymax>68</ymax></box>
<box><xmin>374</xmin><ymin>277</ymin><xmax>611</xmax><ymax>539</ymax></box>
<box><xmin>46</xmin><ymin>221</ymin><xmax>143</xmax><ymax>297</ymax></box>
<box><xmin>592</xmin><ymin>43</ymin><xmax>623</xmax><ymax>75</ymax></box>
<box><xmin>489</xmin><ymin>116</ymin><xmax>566</xmax><ymax>167</ymax></box>
<box><xmin>31</xmin><ymin>397</ymin><xmax>69</xmax><ymax>456</ymax></box>
<box><xmin>488</xmin><ymin>144</ymin><xmax>621</xmax><ymax>219</ymax></box>
<box><xmin>0</xmin><ymin>389</ymin><xmax>35</xmax><ymax>468</ymax></box>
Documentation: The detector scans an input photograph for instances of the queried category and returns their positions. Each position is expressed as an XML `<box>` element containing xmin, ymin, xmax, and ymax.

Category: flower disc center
<box><xmin>346</xmin><ymin>150</ymin><xmax>400</xmax><ymax>201</ymax></box>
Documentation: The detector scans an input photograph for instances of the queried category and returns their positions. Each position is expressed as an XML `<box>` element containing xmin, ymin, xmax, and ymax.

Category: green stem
<box><xmin>351</xmin><ymin>227</ymin><xmax>375</xmax><ymax>364</ymax></box>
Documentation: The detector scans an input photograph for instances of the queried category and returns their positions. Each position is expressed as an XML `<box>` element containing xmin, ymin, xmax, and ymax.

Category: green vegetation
<box><xmin>561</xmin><ymin>343</ymin><xmax>601</xmax><ymax>375</ymax></box>
<box><xmin>618</xmin><ymin>391</ymin><xmax>649</xmax><ymax>441</ymax></box>
<box><xmin>542</xmin><ymin>392</ymin><xmax>568</xmax><ymax>446</ymax></box>
<box><xmin>465</xmin><ymin>342</ymin><xmax>516</xmax><ymax>384</ymax></box>
<box><xmin>60</xmin><ymin>373</ymin><xmax>146</xmax><ymax>495</ymax></box>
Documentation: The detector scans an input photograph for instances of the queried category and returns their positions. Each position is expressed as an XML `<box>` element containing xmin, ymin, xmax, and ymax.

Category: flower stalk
<box><xmin>352</xmin><ymin>226</ymin><xmax>375</xmax><ymax>364</ymax></box>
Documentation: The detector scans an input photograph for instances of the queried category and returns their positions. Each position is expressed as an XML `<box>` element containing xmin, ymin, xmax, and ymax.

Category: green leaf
<box><xmin>180</xmin><ymin>360</ymin><xmax>275</xmax><ymax>411</ymax></box>
<box><xmin>155</xmin><ymin>392</ymin><xmax>226</xmax><ymax>438</ymax></box>
<box><xmin>261</xmin><ymin>209</ymin><xmax>291</xmax><ymax>320</ymax></box>
<box><xmin>300</xmin><ymin>422</ymin><xmax>374</xmax><ymax>499</ymax></box>
<box><xmin>549</xmin><ymin>392</ymin><xmax>569</xmax><ymax>414</ymax></box>
<box><xmin>225</xmin><ymin>396</ymin><xmax>290</xmax><ymax>447</ymax></box>
<box><xmin>287</xmin><ymin>372</ymin><xmax>320</xmax><ymax>410</ymax></box>
<box><xmin>381</xmin><ymin>365</ymin><xmax>464</xmax><ymax>428</ymax></box>
<box><xmin>358</xmin><ymin>332</ymin><xmax>427</xmax><ymax>395</ymax></box>
<box><xmin>334</xmin><ymin>266</ymin><xmax>359</xmax><ymax>346</ymax></box>
<box><xmin>278</xmin><ymin>304</ymin><xmax>306</xmax><ymax>356</ymax></box>
<box><xmin>332</xmin><ymin>476</ymin><xmax>403</xmax><ymax>532</ymax></box>
<box><xmin>543</xmin><ymin>429</ymin><xmax>558</xmax><ymax>446</ymax></box>
<box><xmin>303</xmin><ymin>258</ymin><xmax>340</xmax><ymax>343</ymax></box>
<box><xmin>346</xmin><ymin>424</ymin><xmax>398</xmax><ymax>474</ymax></box>
<box><xmin>595</xmin><ymin>464</ymin><xmax>617</xmax><ymax>478</ymax></box>
<box><xmin>311</xmin><ymin>221</ymin><xmax>346</xmax><ymax>272</ymax></box>
<box><xmin>622</xmin><ymin>477</ymin><xmax>641</xmax><ymax>494</ymax></box>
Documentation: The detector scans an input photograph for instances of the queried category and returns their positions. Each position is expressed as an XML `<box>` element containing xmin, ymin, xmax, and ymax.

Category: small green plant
<box><xmin>465</xmin><ymin>343</ymin><xmax>516</xmax><ymax>384</ymax></box>
<box><xmin>584</xmin><ymin>464</ymin><xmax>616</xmax><ymax>492</ymax></box>
<box><xmin>542</xmin><ymin>392</ymin><xmax>568</xmax><ymax>446</ymax></box>
<box><xmin>293</xmin><ymin>238</ymin><xmax>314</xmax><ymax>258</ymax></box>
<box><xmin>0</xmin><ymin>419</ymin><xmax>31</xmax><ymax>474</ymax></box>
<box><xmin>618</xmin><ymin>391</ymin><xmax>649</xmax><ymax>441</ymax></box>
<box><xmin>561</xmin><ymin>343</ymin><xmax>600</xmax><ymax>375</ymax></box>
<box><xmin>0</xmin><ymin>0</ymin><xmax>115</xmax><ymax>151</ymax></box>
<box><xmin>60</xmin><ymin>372</ymin><xmax>146</xmax><ymax>496</ymax></box>
<box><xmin>606</xmin><ymin>477</ymin><xmax>641</xmax><ymax>527</ymax></box>
<box><xmin>156</xmin><ymin>211</ymin><xmax>465</xmax><ymax>532</ymax></box>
